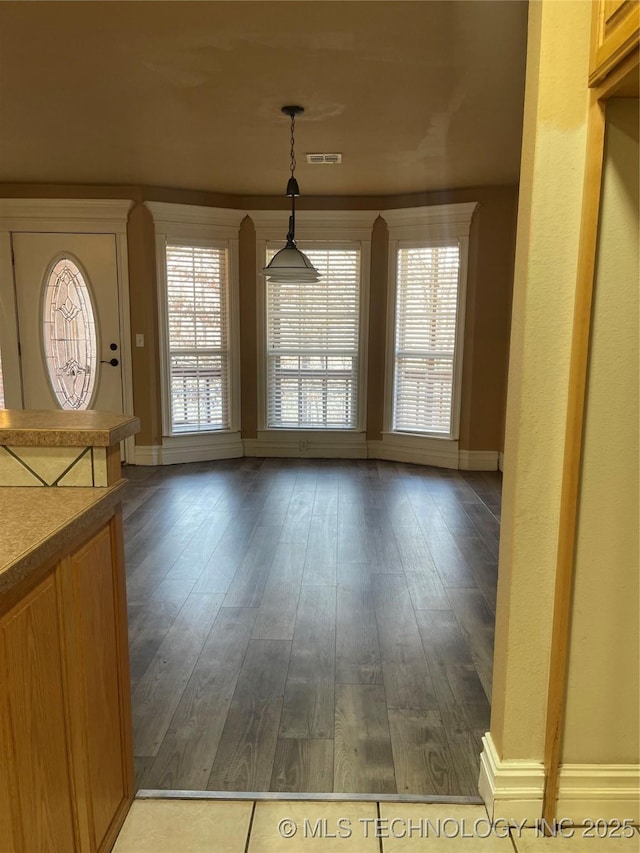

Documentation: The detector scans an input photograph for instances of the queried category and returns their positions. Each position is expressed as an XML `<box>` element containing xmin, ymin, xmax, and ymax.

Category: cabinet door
<box><xmin>64</xmin><ymin>519</ymin><xmax>133</xmax><ymax>852</ymax></box>
<box><xmin>590</xmin><ymin>0</ymin><xmax>640</xmax><ymax>85</ymax></box>
<box><xmin>0</xmin><ymin>574</ymin><xmax>78</xmax><ymax>852</ymax></box>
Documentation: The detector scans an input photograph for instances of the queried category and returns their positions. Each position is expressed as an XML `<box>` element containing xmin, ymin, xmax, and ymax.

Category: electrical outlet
<box><xmin>299</xmin><ymin>440</ymin><xmax>308</xmax><ymax>451</ymax></box>
<box><xmin>136</xmin><ymin>333</ymin><xmax>145</xmax><ymax>348</ymax></box>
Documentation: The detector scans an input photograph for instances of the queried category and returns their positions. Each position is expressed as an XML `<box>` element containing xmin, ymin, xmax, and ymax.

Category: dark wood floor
<box><xmin>122</xmin><ymin>458</ymin><xmax>500</xmax><ymax>796</ymax></box>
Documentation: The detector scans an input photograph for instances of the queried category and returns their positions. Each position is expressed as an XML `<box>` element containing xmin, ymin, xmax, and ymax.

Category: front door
<box><xmin>13</xmin><ymin>232</ymin><xmax>124</xmax><ymax>413</ymax></box>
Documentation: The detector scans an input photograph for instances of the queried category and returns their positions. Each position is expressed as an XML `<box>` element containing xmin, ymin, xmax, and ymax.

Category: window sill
<box><xmin>259</xmin><ymin>428</ymin><xmax>364</xmax><ymax>436</ymax></box>
<box><xmin>382</xmin><ymin>429</ymin><xmax>455</xmax><ymax>441</ymax></box>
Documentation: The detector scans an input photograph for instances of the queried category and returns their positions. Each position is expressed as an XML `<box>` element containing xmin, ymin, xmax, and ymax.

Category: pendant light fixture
<box><xmin>260</xmin><ymin>105</ymin><xmax>321</xmax><ymax>283</ymax></box>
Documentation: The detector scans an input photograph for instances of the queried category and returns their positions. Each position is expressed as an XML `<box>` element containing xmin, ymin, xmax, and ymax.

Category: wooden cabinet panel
<box><xmin>605</xmin><ymin>0</ymin><xmax>630</xmax><ymax>21</ymax></box>
<box><xmin>0</xmin><ymin>712</ymin><xmax>18</xmax><ymax>853</ymax></box>
<box><xmin>590</xmin><ymin>0</ymin><xmax>640</xmax><ymax>85</ymax></box>
<box><xmin>0</xmin><ymin>510</ymin><xmax>134</xmax><ymax>852</ymax></box>
<box><xmin>68</xmin><ymin>525</ymin><xmax>128</xmax><ymax>849</ymax></box>
<box><xmin>0</xmin><ymin>575</ymin><xmax>78</xmax><ymax>852</ymax></box>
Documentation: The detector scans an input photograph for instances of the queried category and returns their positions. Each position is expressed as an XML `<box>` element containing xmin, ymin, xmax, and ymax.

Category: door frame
<box><xmin>0</xmin><ymin>198</ymin><xmax>136</xmax><ymax>462</ymax></box>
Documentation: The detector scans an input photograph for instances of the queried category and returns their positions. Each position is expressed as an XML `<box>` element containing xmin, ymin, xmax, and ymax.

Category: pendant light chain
<box><xmin>289</xmin><ymin>113</ymin><xmax>297</xmax><ymax>180</ymax></box>
<box><xmin>260</xmin><ymin>104</ymin><xmax>321</xmax><ymax>282</ymax></box>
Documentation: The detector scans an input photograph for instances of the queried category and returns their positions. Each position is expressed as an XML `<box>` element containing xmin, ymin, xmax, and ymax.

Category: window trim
<box><xmin>381</xmin><ymin>203</ymin><xmax>477</xmax><ymax>442</ymax></box>
<box><xmin>250</xmin><ymin>210</ymin><xmax>377</xmax><ymax>435</ymax></box>
<box><xmin>146</xmin><ymin>202</ymin><xmax>244</xmax><ymax>438</ymax></box>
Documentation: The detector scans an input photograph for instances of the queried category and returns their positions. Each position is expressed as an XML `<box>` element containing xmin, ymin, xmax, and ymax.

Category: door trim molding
<box><xmin>0</xmin><ymin>198</ymin><xmax>133</xmax><ymax>233</ymax></box>
<box><xmin>115</xmin><ymin>231</ymin><xmax>136</xmax><ymax>462</ymax></box>
<box><xmin>0</xmin><ymin>199</ymin><xmax>135</xmax><ymax>462</ymax></box>
<box><xmin>0</xmin><ymin>232</ymin><xmax>22</xmax><ymax>407</ymax></box>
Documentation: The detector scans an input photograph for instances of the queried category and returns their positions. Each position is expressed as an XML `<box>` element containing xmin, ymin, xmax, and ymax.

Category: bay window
<box><xmin>383</xmin><ymin>203</ymin><xmax>477</xmax><ymax>442</ymax></box>
<box><xmin>265</xmin><ymin>245</ymin><xmax>361</xmax><ymax>429</ymax></box>
<box><xmin>164</xmin><ymin>242</ymin><xmax>230</xmax><ymax>433</ymax></box>
<box><xmin>252</xmin><ymin>210</ymin><xmax>377</xmax><ymax>441</ymax></box>
<box><xmin>147</xmin><ymin>202</ymin><xmax>243</xmax><ymax>444</ymax></box>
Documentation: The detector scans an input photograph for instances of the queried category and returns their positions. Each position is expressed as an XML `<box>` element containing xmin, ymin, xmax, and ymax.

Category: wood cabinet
<box><xmin>0</xmin><ymin>574</ymin><xmax>77</xmax><ymax>852</ymax></box>
<box><xmin>590</xmin><ymin>0</ymin><xmax>640</xmax><ymax>85</ymax></box>
<box><xmin>0</xmin><ymin>511</ymin><xmax>134</xmax><ymax>853</ymax></box>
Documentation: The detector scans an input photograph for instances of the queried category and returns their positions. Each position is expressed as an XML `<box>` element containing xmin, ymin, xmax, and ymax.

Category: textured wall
<box><xmin>562</xmin><ymin>99</ymin><xmax>639</xmax><ymax>764</ymax></box>
<box><xmin>491</xmin><ymin>0</ymin><xmax>592</xmax><ymax>758</ymax></box>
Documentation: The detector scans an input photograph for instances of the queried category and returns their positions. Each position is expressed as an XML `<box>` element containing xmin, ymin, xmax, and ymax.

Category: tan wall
<box><xmin>365</xmin><ymin>216</ymin><xmax>389</xmax><ymax>441</ymax></box>
<box><xmin>127</xmin><ymin>203</ymin><xmax>163</xmax><ymax>447</ymax></box>
<box><xmin>457</xmin><ymin>187</ymin><xmax>518</xmax><ymax>451</ymax></box>
<box><xmin>238</xmin><ymin>215</ymin><xmax>258</xmax><ymax>439</ymax></box>
<box><xmin>562</xmin><ymin>98</ymin><xmax>639</xmax><ymax>765</ymax></box>
<box><xmin>490</xmin><ymin>0</ymin><xmax>592</xmax><ymax>759</ymax></box>
<box><xmin>0</xmin><ymin>183</ymin><xmax>517</xmax><ymax>453</ymax></box>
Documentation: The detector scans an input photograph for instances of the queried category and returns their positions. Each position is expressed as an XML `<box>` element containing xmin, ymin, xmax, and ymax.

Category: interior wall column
<box><xmin>481</xmin><ymin>0</ymin><xmax>593</xmax><ymax>820</ymax></box>
<box><xmin>127</xmin><ymin>202</ymin><xmax>163</xmax><ymax>448</ymax></box>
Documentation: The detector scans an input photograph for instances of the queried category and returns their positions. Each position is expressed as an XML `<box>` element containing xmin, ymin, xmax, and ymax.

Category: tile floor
<box><xmin>113</xmin><ymin>799</ymin><xmax>640</xmax><ymax>852</ymax></box>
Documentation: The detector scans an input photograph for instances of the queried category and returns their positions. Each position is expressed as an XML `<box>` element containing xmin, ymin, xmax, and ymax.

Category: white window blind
<box><xmin>266</xmin><ymin>246</ymin><xmax>360</xmax><ymax>429</ymax></box>
<box><xmin>393</xmin><ymin>244</ymin><xmax>461</xmax><ymax>435</ymax></box>
<box><xmin>165</xmin><ymin>243</ymin><xmax>230</xmax><ymax>433</ymax></box>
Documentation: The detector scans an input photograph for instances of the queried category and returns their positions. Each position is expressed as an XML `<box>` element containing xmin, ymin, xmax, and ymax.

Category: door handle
<box><xmin>101</xmin><ymin>358</ymin><xmax>120</xmax><ymax>367</ymax></box>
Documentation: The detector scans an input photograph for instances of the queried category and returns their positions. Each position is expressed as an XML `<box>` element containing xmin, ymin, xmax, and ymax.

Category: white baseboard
<box><xmin>498</xmin><ymin>451</ymin><xmax>504</xmax><ymax>472</ymax></box>
<box><xmin>478</xmin><ymin>733</ymin><xmax>545</xmax><ymax>824</ymax></box>
<box><xmin>134</xmin><ymin>433</ymin><xmax>500</xmax><ymax>471</ymax></box>
<box><xmin>134</xmin><ymin>433</ymin><xmax>244</xmax><ymax>466</ymax></box>
<box><xmin>479</xmin><ymin>734</ymin><xmax>640</xmax><ymax>824</ymax></box>
<box><xmin>244</xmin><ymin>431</ymin><xmax>368</xmax><ymax>459</ymax></box>
<box><xmin>369</xmin><ymin>435</ymin><xmax>459</xmax><ymax>469</ymax></box>
<box><xmin>458</xmin><ymin>450</ymin><xmax>499</xmax><ymax>471</ymax></box>
<box><xmin>556</xmin><ymin>764</ymin><xmax>640</xmax><ymax>823</ymax></box>
<box><xmin>134</xmin><ymin>445</ymin><xmax>162</xmax><ymax>466</ymax></box>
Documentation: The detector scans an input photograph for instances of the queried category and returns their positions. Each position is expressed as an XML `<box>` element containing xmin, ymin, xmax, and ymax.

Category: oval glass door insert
<box><xmin>42</xmin><ymin>257</ymin><xmax>98</xmax><ymax>409</ymax></box>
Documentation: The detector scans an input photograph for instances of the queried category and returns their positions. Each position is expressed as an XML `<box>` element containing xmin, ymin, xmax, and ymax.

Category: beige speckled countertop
<box><xmin>0</xmin><ymin>410</ymin><xmax>140</xmax><ymax>447</ymax></box>
<box><xmin>0</xmin><ymin>482</ymin><xmax>125</xmax><ymax>595</ymax></box>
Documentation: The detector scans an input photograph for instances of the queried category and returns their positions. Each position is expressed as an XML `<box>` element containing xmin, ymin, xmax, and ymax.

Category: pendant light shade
<box><xmin>261</xmin><ymin>105</ymin><xmax>321</xmax><ymax>283</ymax></box>
<box><xmin>263</xmin><ymin>244</ymin><xmax>321</xmax><ymax>283</ymax></box>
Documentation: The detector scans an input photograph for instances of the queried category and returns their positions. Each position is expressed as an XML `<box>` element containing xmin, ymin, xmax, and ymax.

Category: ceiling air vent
<box><xmin>306</xmin><ymin>153</ymin><xmax>343</xmax><ymax>165</ymax></box>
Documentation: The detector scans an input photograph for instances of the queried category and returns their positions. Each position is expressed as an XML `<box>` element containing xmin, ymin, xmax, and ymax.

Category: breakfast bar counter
<box><xmin>0</xmin><ymin>410</ymin><xmax>139</xmax><ymax>853</ymax></box>
<box><xmin>0</xmin><ymin>481</ymin><xmax>125</xmax><ymax>595</ymax></box>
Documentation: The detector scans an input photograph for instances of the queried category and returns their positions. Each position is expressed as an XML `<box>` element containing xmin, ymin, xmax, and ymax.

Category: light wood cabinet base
<box><xmin>0</xmin><ymin>509</ymin><xmax>134</xmax><ymax>852</ymax></box>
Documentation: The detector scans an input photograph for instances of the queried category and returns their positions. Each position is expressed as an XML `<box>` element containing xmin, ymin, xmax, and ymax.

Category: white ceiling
<box><xmin>0</xmin><ymin>1</ymin><xmax>528</xmax><ymax>196</ymax></box>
